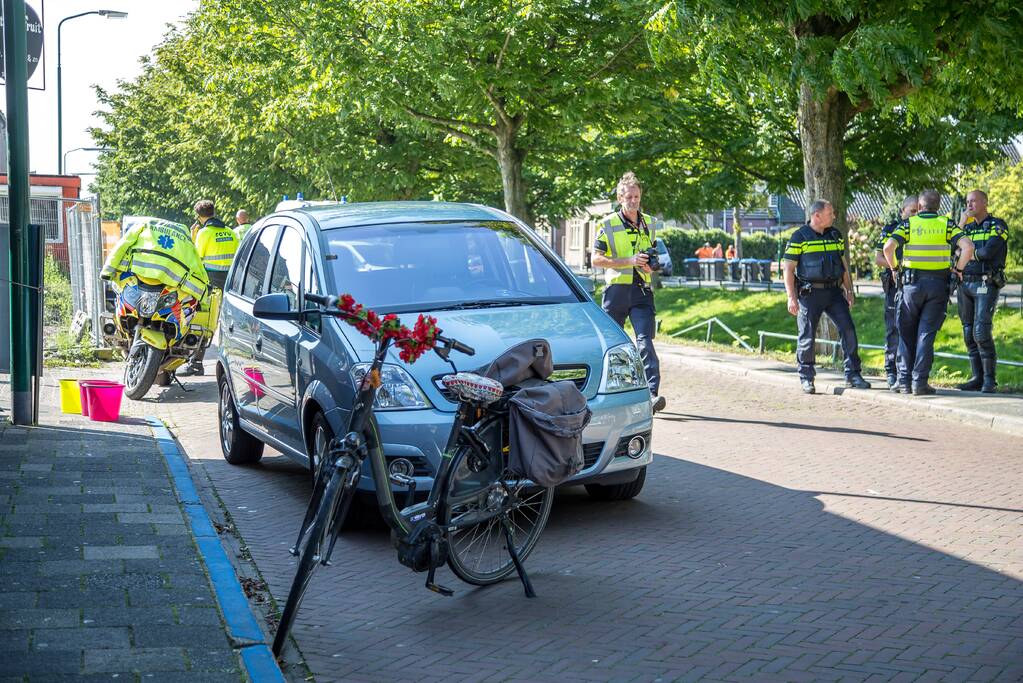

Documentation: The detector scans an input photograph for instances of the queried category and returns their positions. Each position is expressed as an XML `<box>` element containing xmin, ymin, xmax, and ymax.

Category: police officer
<box><xmin>883</xmin><ymin>189</ymin><xmax>975</xmax><ymax>395</ymax></box>
<box><xmin>591</xmin><ymin>172</ymin><xmax>666</xmax><ymax>414</ymax></box>
<box><xmin>100</xmin><ymin>218</ymin><xmax>208</xmax><ymax>303</ymax></box>
<box><xmin>783</xmin><ymin>199</ymin><xmax>871</xmax><ymax>394</ymax></box>
<box><xmin>180</xmin><ymin>199</ymin><xmax>240</xmax><ymax>376</ymax></box>
<box><xmin>955</xmin><ymin>190</ymin><xmax>1008</xmax><ymax>393</ymax></box>
<box><xmin>875</xmin><ymin>195</ymin><xmax>919</xmax><ymax>389</ymax></box>
<box><xmin>235</xmin><ymin>209</ymin><xmax>254</xmax><ymax>240</ymax></box>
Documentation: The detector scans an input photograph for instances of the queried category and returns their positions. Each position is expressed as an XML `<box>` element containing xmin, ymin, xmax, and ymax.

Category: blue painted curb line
<box><xmin>148</xmin><ymin>417</ymin><xmax>286</xmax><ymax>683</ymax></box>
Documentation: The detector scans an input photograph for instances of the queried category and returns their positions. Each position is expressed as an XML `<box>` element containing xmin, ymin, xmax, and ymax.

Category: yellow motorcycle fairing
<box><xmin>139</xmin><ymin>327</ymin><xmax>169</xmax><ymax>350</ymax></box>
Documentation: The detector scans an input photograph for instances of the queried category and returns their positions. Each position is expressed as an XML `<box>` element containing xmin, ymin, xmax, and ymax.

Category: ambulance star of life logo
<box><xmin>157</xmin><ymin>235</ymin><xmax>175</xmax><ymax>250</ymax></box>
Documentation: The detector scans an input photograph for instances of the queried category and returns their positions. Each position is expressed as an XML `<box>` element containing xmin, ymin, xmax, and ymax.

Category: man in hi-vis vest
<box><xmin>591</xmin><ymin>172</ymin><xmax>666</xmax><ymax>414</ymax></box>
<box><xmin>883</xmin><ymin>189</ymin><xmax>974</xmax><ymax>395</ymax></box>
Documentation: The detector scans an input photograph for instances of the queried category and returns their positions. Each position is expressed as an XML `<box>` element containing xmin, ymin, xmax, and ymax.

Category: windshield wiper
<box><xmin>428</xmin><ymin>299</ymin><xmax>547</xmax><ymax>311</ymax></box>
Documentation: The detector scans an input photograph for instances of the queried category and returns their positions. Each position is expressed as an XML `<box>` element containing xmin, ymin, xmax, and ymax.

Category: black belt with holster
<box><xmin>901</xmin><ymin>268</ymin><xmax>948</xmax><ymax>285</ymax></box>
<box><xmin>798</xmin><ymin>279</ymin><xmax>842</xmax><ymax>295</ymax></box>
<box><xmin>962</xmin><ymin>271</ymin><xmax>1006</xmax><ymax>287</ymax></box>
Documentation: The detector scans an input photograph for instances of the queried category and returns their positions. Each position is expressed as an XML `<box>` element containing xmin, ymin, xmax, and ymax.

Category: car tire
<box><xmin>584</xmin><ymin>466</ymin><xmax>646</xmax><ymax>501</ymax></box>
<box><xmin>219</xmin><ymin>374</ymin><xmax>264</xmax><ymax>465</ymax></box>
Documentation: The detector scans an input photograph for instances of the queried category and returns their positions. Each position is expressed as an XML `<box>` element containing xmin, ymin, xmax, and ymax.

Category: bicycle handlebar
<box><xmin>305</xmin><ymin>293</ymin><xmax>475</xmax><ymax>356</ymax></box>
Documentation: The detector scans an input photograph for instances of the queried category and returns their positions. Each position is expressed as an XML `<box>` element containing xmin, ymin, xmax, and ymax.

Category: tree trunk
<box><xmin>732</xmin><ymin>206</ymin><xmax>743</xmax><ymax>260</ymax></box>
<box><xmin>495</xmin><ymin>130</ymin><xmax>533</xmax><ymax>226</ymax></box>
<box><xmin>798</xmin><ymin>83</ymin><xmax>854</xmax><ymax>234</ymax></box>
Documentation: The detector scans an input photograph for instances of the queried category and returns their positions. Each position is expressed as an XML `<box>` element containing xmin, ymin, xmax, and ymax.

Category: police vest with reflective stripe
<box><xmin>962</xmin><ymin>215</ymin><xmax>1008</xmax><ymax>275</ymax></box>
<box><xmin>597</xmin><ymin>212</ymin><xmax>657</xmax><ymax>286</ymax></box>
<box><xmin>903</xmin><ymin>215</ymin><xmax>952</xmax><ymax>271</ymax></box>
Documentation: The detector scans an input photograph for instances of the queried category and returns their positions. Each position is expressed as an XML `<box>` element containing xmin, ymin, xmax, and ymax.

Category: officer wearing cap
<box><xmin>875</xmin><ymin>195</ymin><xmax>919</xmax><ymax>390</ymax></box>
<box><xmin>883</xmin><ymin>189</ymin><xmax>975</xmax><ymax>395</ymax></box>
<box><xmin>955</xmin><ymin>189</ymin><xmax>1008</xmax><ymax>393</ymax></box>
<box><xmin>783</xmin><ymin>199</ymin><xmax>871</xmax><ymax>395</ymax></box>
<box><xmin>591</xmin><ymin>171</ymin><xmax>666</xmax><ymax>414</ymax></box>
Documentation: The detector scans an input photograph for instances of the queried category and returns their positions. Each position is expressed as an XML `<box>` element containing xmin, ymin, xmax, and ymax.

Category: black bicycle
<box><xmin>263</xmin><ymin>292</ymin><xmax>554</xmax><ymax>657</ymax></box>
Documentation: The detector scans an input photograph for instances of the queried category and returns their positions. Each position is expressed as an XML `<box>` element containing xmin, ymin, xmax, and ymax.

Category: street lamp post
<box><xmin>63</xmin><ymin>146</ymin><xmax>111</xmax><ymax>175</ymax></box>
<box><xmin>57</xmin><ymin>9</ymin><xmax>127</xmax><ymax>174</ymax></box>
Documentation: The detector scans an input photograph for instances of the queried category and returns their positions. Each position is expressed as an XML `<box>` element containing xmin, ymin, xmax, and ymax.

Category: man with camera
<box><xmin>783</xmin><ymin>199</ymin><xmax>871</xmax><ymax>394</ymax></box>
<box><xmin>592</xmin><ymin>172</ymin><xmax>666</xmax><ymax>414</ymax></box>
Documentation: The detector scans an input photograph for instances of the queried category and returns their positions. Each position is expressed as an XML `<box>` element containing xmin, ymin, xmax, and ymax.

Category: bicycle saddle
<box><xmin>441</xmin><ymin>372</ymin><xmax>504</xmax><ymax>404</ymax></box>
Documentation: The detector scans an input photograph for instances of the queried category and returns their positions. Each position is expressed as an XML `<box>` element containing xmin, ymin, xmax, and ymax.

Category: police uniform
<box><xmin>593</xmin><ymin>211</ymin><xmax>661</xmax><ymax>397</ymax></box>
<box><xmin>957</xmin><ymin>214</ymin><xmax>1008</xmax><ymax>392</ymax></box>
<box><xmin>784</xmin><ymin>224</ymin><xmax>864</xmax><ymax>385</ymax></box>
<box><xmin>101</xmin><ymin>219</ymin><xmax>208</xmax><ymax>301</ymax></box>
<box><xmin>193</xmin><ymin>217</ymin><xmax>240</xmax><ymax>290</ymax></box>
<box><xmin>875</xmin><ymin>219</ymin><xmax>904</xmax><ymax>386</ymax></box>
<box><xmin>889</xmin><ymin>212</ymin><xmax>966</xmax><ymax>393</ymax></box>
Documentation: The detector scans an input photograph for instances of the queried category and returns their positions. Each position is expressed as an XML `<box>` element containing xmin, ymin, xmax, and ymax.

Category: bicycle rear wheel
<box><xmin>272</xmin><ymin>464</ymin><xmax>351</xmax><ymax>657</ymax></box>
<box><xmin>441</xmin><ymin>415</ymin><xmax>554</xmax><ymax>586</ymax></box>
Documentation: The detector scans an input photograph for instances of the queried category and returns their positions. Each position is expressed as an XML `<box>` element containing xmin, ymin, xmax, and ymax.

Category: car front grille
<box><xmin>582</xmin><ymin>441</ymin><xmax>604</xmax><ymax>469</ymax></box>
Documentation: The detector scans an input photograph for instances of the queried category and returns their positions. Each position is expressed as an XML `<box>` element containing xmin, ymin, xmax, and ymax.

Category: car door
<box><xmin>257</xmin><ymin>223</ymin><xmax>306</xmax><ymax>451</ymax></box>
<box><xmin>228</xmin><ymin>223</ymin><xmax>279</xmax><ymax>427</ymax></box>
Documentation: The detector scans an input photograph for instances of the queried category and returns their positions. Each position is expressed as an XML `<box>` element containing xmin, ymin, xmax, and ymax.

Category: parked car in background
<box><xmin>216</xmin><ymin>202</ymin><xmax>655</xmax><ymax>503</ymax></box>
<box><xmin>655</xmin><ymin>238</ymin><xmax>673</xmax><ymax>277</ymax></box>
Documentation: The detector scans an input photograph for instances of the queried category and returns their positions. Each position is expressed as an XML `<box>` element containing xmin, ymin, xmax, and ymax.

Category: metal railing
<box><xmin>757</xmin><ymin>330</ymin><xmax>1023</xmax><ymax>368</ymax></box>
<box><xmin>671</xmin><ymin>317</ymin><xmax>753</xmax><ymax>351</ymax></box>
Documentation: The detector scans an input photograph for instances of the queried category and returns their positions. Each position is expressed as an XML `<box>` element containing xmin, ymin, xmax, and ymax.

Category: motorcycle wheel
<box><xmin>123</xmin><ymin>340</ymin><xmax>163</xmax><ymax>400</ymax></box>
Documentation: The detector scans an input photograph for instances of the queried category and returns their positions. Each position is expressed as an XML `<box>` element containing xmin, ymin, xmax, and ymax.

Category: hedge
<box><xmin>659</xmin><ymin>228</ymin><xmax>785</xmax><ymax>266</ymax></box>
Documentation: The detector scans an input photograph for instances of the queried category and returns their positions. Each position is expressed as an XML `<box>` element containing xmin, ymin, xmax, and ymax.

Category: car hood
<box><xmin>334</xmin><ymin>302</ymin><xmax>629</xmax><ymax>410</ymax></box>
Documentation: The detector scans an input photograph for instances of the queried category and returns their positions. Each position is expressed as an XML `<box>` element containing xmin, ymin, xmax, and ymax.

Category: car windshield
<box><xmin>322</xmin><ymin>220</ymin><xmax>580</xmax><ymax>313</ymax></box>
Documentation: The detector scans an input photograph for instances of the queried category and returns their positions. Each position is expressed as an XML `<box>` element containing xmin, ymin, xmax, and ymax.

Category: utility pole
<box><xmin>4</xmin><ymin>0</ymin><xmax>38</xmax><ymax>425</ymax></box>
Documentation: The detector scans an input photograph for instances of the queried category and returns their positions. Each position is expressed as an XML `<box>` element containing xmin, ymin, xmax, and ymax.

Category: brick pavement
<box><xmin>83</xmin><ymin>357</ymin><xmax>1023</xmax><ymax>681</ymax></box>
<box><xmin>0</xmin><ymin>382</ymin><xmax>245</xmax><ymax>682</ymax></box>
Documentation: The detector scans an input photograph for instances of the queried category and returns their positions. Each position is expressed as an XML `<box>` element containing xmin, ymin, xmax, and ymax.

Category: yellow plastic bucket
<box><xmin>58</xmin><ymin>379</ymin><xmax>82</xmax><ymax>414</ymax></box>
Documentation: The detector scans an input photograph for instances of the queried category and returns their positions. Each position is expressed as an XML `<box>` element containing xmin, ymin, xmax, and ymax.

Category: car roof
<box><xmin>290</xmin><ymin>201</ymin><xmax>513</xmax><ymax>230</ymax></box>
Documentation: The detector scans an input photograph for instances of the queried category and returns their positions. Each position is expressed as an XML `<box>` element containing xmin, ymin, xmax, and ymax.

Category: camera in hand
<box><xmin>643</xmin><ymin>247</ymin><xmax>662</xmax><ymax>272</ymax></box>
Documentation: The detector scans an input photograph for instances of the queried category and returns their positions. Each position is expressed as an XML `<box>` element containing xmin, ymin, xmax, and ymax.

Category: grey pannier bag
<box><xmin>479</xmin><ymin>339</ymin><xmax>592</xmax><ymax>487</ymax></box>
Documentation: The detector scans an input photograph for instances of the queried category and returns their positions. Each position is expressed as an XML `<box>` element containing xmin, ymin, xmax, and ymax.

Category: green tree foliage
<box><xmin>647</xmin><ymin>1</ymin><xmax>1023</xmax><ymax>232</ymax></box>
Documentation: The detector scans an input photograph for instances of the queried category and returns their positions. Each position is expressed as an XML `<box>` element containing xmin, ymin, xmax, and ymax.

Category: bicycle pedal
<box><xmin>426</xmin><ymin>581</ymin><xmax>454</xmax><ymax>597</ymax></box>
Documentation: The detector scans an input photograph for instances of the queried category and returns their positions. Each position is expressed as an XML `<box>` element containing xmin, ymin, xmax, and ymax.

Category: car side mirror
<box><xmin>576</xmin><ymin>274</ymin><xmax>596</xmax><ymax>294</ymax></box>
<box><xmin>253</xmin><ymin>293</ymin><xmax>303</xmax><ymax>321</ymax></box>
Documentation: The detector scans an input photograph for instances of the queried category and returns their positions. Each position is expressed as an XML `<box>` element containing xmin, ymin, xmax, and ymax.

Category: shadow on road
<box><xmin>657</xmin><ymin>411</ymin><xmax>930</xmax><ymax>442</ymax></box>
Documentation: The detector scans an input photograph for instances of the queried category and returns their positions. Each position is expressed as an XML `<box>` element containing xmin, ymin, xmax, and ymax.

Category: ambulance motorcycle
<box><xmin>108</xmin><ymin>271</ymin><xmax>219</xmax><ymax>399</ymax></box>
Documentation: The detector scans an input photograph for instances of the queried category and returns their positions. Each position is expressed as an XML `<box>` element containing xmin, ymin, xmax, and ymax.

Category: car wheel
<box><xmin>584</xmin><ymin>466</ymin><xmax>646</xmax><ymax>501</ymax></box>
<box><xmin>219</xmin><ymin>374</ymin><xmax>264</xmax><ymax>465</ymax></box>
<box><xmin>308</xmin><ymin>412</ymin><xmax>334</xmax><ymax>489</ymax></box>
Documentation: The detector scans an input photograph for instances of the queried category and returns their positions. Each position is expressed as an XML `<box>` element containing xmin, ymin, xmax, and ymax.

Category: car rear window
<box><xmin>321</xmin><ymin>221</ymin><xmax>580</xmax><ymax>313</ymax></box>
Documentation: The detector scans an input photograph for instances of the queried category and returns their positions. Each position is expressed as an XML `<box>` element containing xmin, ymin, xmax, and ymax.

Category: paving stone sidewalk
<box><xmin>0</xmin><ymin>389</ymin><xmax>245</xmax><ymax>681</ymax></box>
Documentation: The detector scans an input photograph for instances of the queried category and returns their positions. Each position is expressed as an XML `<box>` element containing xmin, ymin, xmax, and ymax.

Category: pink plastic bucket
<box><xmin>79</xmin><ymin>379</ymin><xmax>120</xmax><ymax>417</ymax></box>
<box><xmin>82</xmin><ymin>381</ymin><xmax>125</xmax><ymax>422</ymax></box>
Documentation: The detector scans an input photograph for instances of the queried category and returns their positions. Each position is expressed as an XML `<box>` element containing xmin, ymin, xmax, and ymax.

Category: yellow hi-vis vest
<box><xmin>101</xmin><ymin>219</ymin><xmax>209</xmax><ymax>301</ymax></box>
<box><xmin>194</xmin><ymin>218</ymin><xmax>240</xmax><ymax>289</ymax></box>
<box><xmin>898</xmin><ymin>214</ymin><xmax>956</xmax><ymax>271</ymax></box>
<box><xmin>595</xmin><ymin>212</ymin><xmax>659</xmax><ymax>286</ymax></box>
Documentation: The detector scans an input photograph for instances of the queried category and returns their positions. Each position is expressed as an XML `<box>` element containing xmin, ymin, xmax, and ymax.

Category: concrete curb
<box><xmin>657</xmin><ymin>345</ymin><xmax>1023</xmax><ymax>438</ymax></box>
<box><xmin>149</xmin><ymin>417</ymin><xmax>286</xmax><ymax>683</ymax></box>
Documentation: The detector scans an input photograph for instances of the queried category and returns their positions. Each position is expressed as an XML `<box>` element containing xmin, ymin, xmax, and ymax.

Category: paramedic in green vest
<box><xmin>591</xmin><ymin>171</ymin><xmax>666</xmax><ymax>414</ymax></box>
<box><xmin>883</xmin><ymin>189</ymin><xmax>974</xmax><ymax>395</ymax></box>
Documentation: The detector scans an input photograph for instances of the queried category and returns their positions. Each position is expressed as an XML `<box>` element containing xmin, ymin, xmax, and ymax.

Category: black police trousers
<box><xmin>602</xmin><ymin>283</ymin><xmax>660</xmax><ymax>395</ymax></box>
<box><xmin>957</xmin><ymin>280</ymin><xmax>1000</xmax><ymax>363</ymax></box>
<box><xmin>897</xmin><ymin>276</ymin><xmax>948</xmax><ymax>386</ymax></box>
<box><xmin>796</xmin><ymin>287</ymin><xmax>862</xmax><ymax>381</ymax></box>
<box><xmin>880</xmin><ymin>270</ymin><xmax>901</xmax><ymax>378</ymax></box>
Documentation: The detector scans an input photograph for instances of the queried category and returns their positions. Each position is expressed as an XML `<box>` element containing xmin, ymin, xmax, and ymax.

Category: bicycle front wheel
<box><xmin>272</xmin><ymin>465</ymin><xmax>351</xmax><ymax>657</ymax></box>
<box><xmin>441</xmin><ymin>416</ymin><xmax>554</xmax><ymax>586</ymax></box>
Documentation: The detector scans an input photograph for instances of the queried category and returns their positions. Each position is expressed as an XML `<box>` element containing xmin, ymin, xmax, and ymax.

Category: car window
<box><xmin>656</xmin><ymin>239</ymin><xmax>668</xmax><ymax>255</ymax></box>
<box><xmin>301</xmin><ymin>245</ymin><xmax>322</xmax><ymax>333</ymax></box>
<box><xmin>268</xmin><ymin>226</ymin><xmax>303</xmax><ymax>311</ymax></box>
<box><xmin>323</xmin><ymin>221</ymin><xmax>579</xmax><ymax>313</ymax></box>
<box><xmin>241</xmin><ymin>224</ymin><xmax>279</xmax><ymax>300</ymax></box>
<box><xmin>227</xmin><ymin>227</ymin><xmax>258</xmax><ymax>294</ymax></box>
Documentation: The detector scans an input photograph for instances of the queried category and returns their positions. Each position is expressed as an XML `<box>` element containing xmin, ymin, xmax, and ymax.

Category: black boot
<box><xmin>981</xmin><ymin>356</ymin><xmax>997</xmax><ymax>393</ymax></box>
<box><xmin>957</xmin><ymin>354</ymin><xmax>984</xmax><ymax>391</ymax></box>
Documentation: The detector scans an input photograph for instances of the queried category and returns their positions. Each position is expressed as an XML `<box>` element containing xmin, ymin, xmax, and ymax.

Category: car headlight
<box><xmin>599</xmin><ymin>343</ymin><xmax>648</xmax><ymax>393</ymax></box>
<box><xmin>351</xmin><ymin>363</ymin><xmax>431</xmax><ymax>410</ymax></box>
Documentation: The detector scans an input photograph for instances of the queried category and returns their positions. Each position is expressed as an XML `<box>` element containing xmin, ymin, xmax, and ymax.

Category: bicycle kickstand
<box><xmin>501</xmin><ymin>517</ymin><xmax>536</xmax><ymax>598</ymax></box>
<box><xmin>425</xmin><ymin>538</ymin><xmax>454</xmax><ymax>597</ymax></box>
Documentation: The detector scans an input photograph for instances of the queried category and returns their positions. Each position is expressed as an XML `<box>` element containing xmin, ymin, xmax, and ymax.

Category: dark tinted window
<box><xmin>241</xmin><ymin>225</ymin><xmax>279</xmax><ymax>299</ymax></box>
<box><xmin>302</xmin><ymin>245</ymin><xmax>321</xmax><ymax>332</ymax></box>
<box><xmin>323</xmin><ymin>221</ymin><xmax>578</xmax><ymax>313</ymax></box>
<box><xmin>268</xmin><ymin>227</ymin><xmax>303</xmax><ymax>310</ymax></box>
<box><xmin>227</xmin><ymin>227</ymin><xmax>258</xmax><ymax>294</ymax></box>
